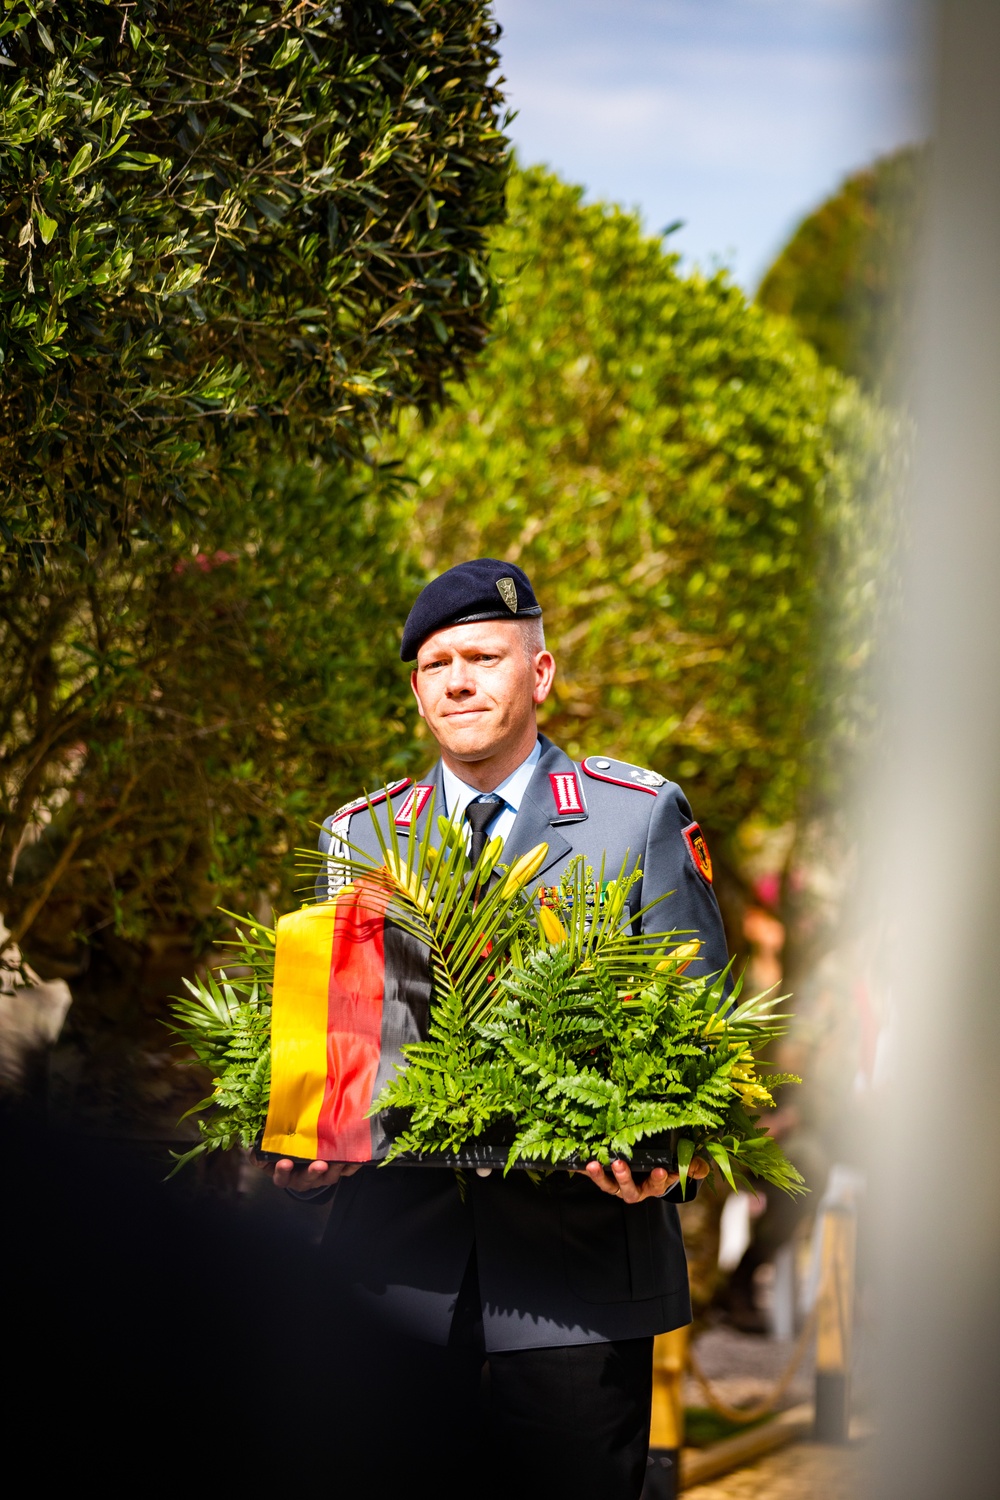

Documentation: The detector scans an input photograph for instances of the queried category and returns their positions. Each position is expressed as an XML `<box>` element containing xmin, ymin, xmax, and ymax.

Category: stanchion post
<box><xmin>813</xmin><ymin>1202</ymin><xmax>856</xmax><ymax>1443</ymax></box>
<box><xmin>644</xmin><ymin>1325</ymin><xmax>688</xmax><ymax>1499</ymax></box>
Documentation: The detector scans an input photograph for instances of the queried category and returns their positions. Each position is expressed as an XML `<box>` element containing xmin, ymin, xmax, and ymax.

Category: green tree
<box><xmin>3</xmin><ymin>462</ymin><xmax>422</xmax><ymax>958</ymax></box>
<box><xmin>398</xmin><ymin>169</ymin><xmax>885</xmax><ymax>865</ymax></box>
<box><xmin>757</xmin><ymin>145</ymin><xmax>926</xmax><ymax>394</ymax></box>
<box><xmin>0</xmin><ymin>0</ymin><xmax>509</xmax><ymax>563</ymax></box>
<box><xmin>2</xmin><ymin>460</ymin><xmax>423</xmax><ymax>1128</ymax></box>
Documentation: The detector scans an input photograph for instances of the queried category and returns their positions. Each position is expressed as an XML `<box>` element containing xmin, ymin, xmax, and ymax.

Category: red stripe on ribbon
<box><xmin>316</xmin><ymin>881</ymin><xmax>390</xmax><ymax>1161</ymax></box>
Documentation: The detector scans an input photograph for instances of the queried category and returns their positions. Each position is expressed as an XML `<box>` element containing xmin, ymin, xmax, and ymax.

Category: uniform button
<box><xmin>593</xmin><ymin>758</ymin><xmax>611</xmax><ymax>769</ymax></box>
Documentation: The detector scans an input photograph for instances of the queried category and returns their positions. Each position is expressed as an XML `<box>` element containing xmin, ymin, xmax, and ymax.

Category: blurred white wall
<box><xmin>872</xmin><ymin>2</ymin><xmax>1000</xmax><ymax>1495</ymax></box>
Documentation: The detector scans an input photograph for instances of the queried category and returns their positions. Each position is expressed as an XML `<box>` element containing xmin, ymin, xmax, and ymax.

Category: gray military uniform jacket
<box><xmin>312</xmin><ymin>734</ymin><xmax>730</xmax><ymax>1353</ymax></box>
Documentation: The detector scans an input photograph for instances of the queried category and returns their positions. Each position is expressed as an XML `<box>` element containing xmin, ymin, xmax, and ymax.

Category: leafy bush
<box><xmin>397</xmin><ymin>168</ymin><xmax>887</xmax><ymax>844</ymax></box>
<box><xmin>0</xmin><ymin>0</ymin><xmax>509</xmax><ymax>561</ymax></box>
<box><xmin>757</xmin><ymin>145</ymin><xmax>926</xmax><ymax>395</ymax></box>
<box><xmin>2</xmin><ymin>460</ymin><xmax>422</xmax><ymax>968</ymax></box>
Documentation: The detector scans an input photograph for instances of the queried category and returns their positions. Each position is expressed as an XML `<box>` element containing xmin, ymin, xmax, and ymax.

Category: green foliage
<box><xmin>168</xmin><ymin>803</ymin><xmax>550</xmax><ymax>1168</ymax></box>
<box><xmin>0</xmin><ymin>0</ymin><xmax>509</xmax><ymax>562</ymax></box>
<box><xmin>394</xmin><ymin>167</ymin><xmax>883</xmax><ymax>840</ymax></box>
<box><xmin>683</xmin><ymin>1407</ymin><xmax>769</xmax><ymax>1449</ymax></box>
<box><xmin>320</xmin><ymin>799</ymin><xmax>552</xmax><ymax>1014</ymax></box>
<box><xmin>808</xmin><ymin>391</ymin><xmax>907</xmax><ymax>812</ymax></box>
<box><xmin>2</xmin><ymin>459</ymin><xmax>423</xmax><ymax>971</ymax></box>
<box><xmin>375</xmin><ymin>853</ymin><xmax>803</xmax><ymax>1192</ymax></box>
<box><xmin>167</xmin><ymin>816</ymin><xmax>803</xmax><ymax>1188</ymax></box>
<box><xmin>757</xmin><ymin>145</ymin><xmax>927</xmax><ymax>395</ymax></box>
<box><xmin>166</xmin><ymin>915</ymin><xmax>274</xmax><ymax>1170</ymax></box>
<box><xmin>176</xmin><ymin>815</ymin><xmax>803</xmax><ymax>1190</ymax></box>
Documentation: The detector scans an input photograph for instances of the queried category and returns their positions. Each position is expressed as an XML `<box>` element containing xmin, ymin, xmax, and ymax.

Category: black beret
<box><xmin>401</xmin><ymin>558</ymin><xmax>543</xmax><ymax>660</ymax></box>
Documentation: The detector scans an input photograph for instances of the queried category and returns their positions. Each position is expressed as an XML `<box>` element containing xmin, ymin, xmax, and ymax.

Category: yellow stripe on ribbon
<box><xmin>262</xmin><ymin>902</ymin><xmax>340</xmax><ymax>1160</ymax></box>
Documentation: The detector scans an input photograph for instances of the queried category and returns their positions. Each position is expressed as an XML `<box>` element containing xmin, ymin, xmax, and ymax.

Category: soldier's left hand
<box><xmin>581</xmin><ymin>1156</ymin><xmax>710</xmax><ymax>1204</ymax></box>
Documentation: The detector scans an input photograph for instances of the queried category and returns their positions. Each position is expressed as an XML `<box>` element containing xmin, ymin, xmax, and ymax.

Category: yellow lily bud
<box><xmin>436</xmin><ymin>815</ymin><xmax>463</xmax><ymax>846</ymax></box>
<box><xmin>537</xmin><ymin>906</ymin><xmax>568</xmax><ymax>945</ymax></box>
<box><xmin>656</xmin><ymin>939</ymin><xmax>701</xmax><ymax>975</ymax></box>
<box><xmin>732</xmin><ymin>1079</ymin><xmax>776</xmax><ymax>1108</ymax></box>
<box><xmin>498</xmin><ymin>842</ymin><xmax>549</xmax><ymax>897</ymax></box>
<box><xmin>475</xmin><ymin>834</ymin><xmax>504</xmax><ymax>881</ymax></box>
<box><xmin>602</xmin><ymin>881</ymin><xmax>627</xmax><ymax>921</ymax></box>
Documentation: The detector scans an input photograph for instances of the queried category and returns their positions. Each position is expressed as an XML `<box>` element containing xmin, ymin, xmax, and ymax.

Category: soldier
<box><xmin>265</xmin><ymin>559</ymin><xmax>726</xmax><ymax>1499</ymax></box>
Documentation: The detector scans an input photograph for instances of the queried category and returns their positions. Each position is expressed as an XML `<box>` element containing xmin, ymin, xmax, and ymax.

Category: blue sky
<box><xmin>492</xmin><ymin>0</ymin><xmax>927</xmax><ymax>289</ymax></box>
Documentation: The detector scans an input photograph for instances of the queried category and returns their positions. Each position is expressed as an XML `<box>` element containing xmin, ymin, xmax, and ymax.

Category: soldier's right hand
<box><xmin>263</xmin><ymin>1157</ymin><xmax>361</xmax><ymax>1191</ymax></box>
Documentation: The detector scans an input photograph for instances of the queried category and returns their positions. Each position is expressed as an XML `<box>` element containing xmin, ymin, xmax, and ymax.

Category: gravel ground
<box><xmin>680</xmin><ymin>1325</ymin><xmax>871</xmax><ymax>1498</ymax></box>
<box><xmin>684</xmin><ymin>1440</ymin><xmax>865</xmax><ymax>1500</ymax></box>
<box><xmin>685</xmin><ymin>1324</ymin><xmax>815</xmax><ymax>1413</ymax></box>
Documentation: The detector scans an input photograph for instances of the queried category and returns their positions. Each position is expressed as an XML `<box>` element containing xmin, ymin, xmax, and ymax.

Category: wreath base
<box><xmin>255</xmin><ymin>1128</ymin><xmax>680</xmax><ymax>1175</ymax></box>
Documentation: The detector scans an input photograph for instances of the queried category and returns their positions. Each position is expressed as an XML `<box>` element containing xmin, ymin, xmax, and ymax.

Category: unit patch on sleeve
<box><xmin>681</xmin><ymin>822</ymin><xmax>713</xmax><ymax>885</ymax></box>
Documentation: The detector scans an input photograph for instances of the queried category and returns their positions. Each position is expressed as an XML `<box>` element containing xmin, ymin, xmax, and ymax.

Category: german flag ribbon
<box><xmin>262</xmin><ymin>881</ymin><xmax>431</xmax><ymax>1162</ymax></box>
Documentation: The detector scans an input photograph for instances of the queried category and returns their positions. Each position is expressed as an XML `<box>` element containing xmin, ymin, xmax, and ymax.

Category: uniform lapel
<box><xmin>499</xmin><ymin>735</ymin><xmax>583</xmax><ymax>881</ymax></box>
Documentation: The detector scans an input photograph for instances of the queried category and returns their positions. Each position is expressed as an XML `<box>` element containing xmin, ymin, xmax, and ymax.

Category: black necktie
<box><xmin>465</xmin><ymin>794</ymin><xmax>503</xmax><ymax>868</ymax></box>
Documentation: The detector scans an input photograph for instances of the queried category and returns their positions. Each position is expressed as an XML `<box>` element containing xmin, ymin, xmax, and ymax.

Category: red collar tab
<box><xmin>394</xmin><ymin>783</ymin><xmax>434</xmax><ymax>827</ymax></box>
<box><xmin>582</xmin><ymin>756</ymin><xmax>665</xmax><ymax>795</ymax></box>
<box><xmin>548</xmin><ymin>770</ymin><xmax>586</xmax><ymax>820</ymax></box>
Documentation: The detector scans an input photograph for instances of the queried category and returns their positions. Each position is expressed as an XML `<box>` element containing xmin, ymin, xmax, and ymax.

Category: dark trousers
<box><xmin>485</xmin><ymin>1338</ymin><xmax>654</xmax><ymax>1500</ymax></box>
<box><xmin>324</xmin><ymin>1253</ymin><xmax>654</xmax><ymax>1499</ymax></box>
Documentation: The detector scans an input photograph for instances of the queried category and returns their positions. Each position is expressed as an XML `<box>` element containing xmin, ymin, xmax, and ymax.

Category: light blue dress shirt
<box><xmin>439</xmin><ymin>738</ymin><xmax>542</xmax><ymax>850</ymax></box>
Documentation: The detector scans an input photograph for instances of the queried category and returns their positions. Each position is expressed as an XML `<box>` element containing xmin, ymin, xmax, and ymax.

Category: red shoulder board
<box><xmin>681</xmin><ymin>822</ymin><xmax>713</xmax><ymax>884</ymax></box>
<box><xmin>548</xmin><ymin>770</ymin><xmax>585</xmax><ymax>817</ymax></box>
<box><xmin>394</xmin><ymin>784</ymin><xmax>434</xmax><ymax>827</ymax></box>
<box><xmin>582</xmin><ymin>756</ymin><xmax>665</xmax><ymax>795</ymax></box>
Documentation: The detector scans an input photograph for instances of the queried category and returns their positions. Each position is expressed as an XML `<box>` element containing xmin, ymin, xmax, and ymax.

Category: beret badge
<box><xmin>496</xmin><ymin>576</ymin><xmax>518</xmax><ymax>612</ymax></box>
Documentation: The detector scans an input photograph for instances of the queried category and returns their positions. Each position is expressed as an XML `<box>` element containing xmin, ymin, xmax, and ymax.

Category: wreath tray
<box><xmin>255</xmin><ymin>1129</ymin><xmax>680</xmax><ymax>1175</ymax></box>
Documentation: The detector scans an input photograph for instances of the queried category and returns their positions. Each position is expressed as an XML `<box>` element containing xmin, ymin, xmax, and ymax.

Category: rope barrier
<box><xmin>686</xmin><ymin>1302</ymin><xmax>818</xmax><ymax>1425</ymax></box>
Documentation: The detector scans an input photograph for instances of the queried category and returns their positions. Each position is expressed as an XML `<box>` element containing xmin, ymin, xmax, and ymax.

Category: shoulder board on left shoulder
<box><xmin>324</xmin><ymin>779</ymin><xmax>411</xmax><ymax>898</ymax></box>
<box><xmin>325</xmin><ymin>786</ymin><xmax>410</xmax><ymax>900</ymax></box>
<box><xmin>329</xmin><ymin>778</ymin><xmax>411</xmax><ymax>831</ymax></box>
<box><xmin>582</xmin><ymin>756</ymin><xmax>666</xmax><ymax>795</ymax></box>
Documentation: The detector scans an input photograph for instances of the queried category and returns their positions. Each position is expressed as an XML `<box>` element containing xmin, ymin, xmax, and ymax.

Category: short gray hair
<box><xmin>518</xmin><ymin>616</ymin><xmax>546</xmax><ymax>660</ymax></box>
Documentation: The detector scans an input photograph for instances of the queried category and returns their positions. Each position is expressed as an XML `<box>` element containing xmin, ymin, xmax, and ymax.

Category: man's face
<box><xmin>410</xmin><ymin>621</ymin><xmax>555</xmax><ymax>765</ymax></box>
